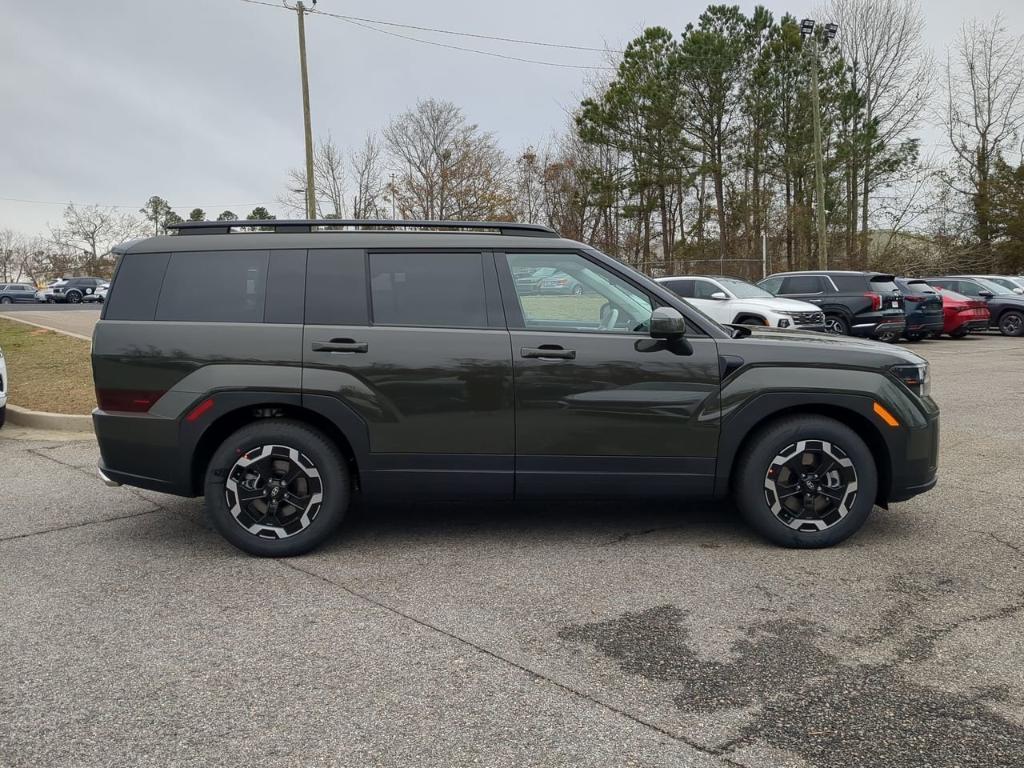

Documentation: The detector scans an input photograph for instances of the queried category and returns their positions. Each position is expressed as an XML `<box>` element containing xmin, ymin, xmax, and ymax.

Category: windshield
<box><xmin>975</xmin><ymin>277</ymin><xmax>1014</xmax><ymax>295</ymax></box>
<box><xmin>716</xmin><ymin>277</ymin><xmax>775</xmax><ymax>299</ymax></box>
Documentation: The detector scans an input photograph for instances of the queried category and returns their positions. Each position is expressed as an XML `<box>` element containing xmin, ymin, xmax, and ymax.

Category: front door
<box><xmin>496</xmin><ymin>251</ymin><xmax>721</xmax><ymax>499</ymax></box>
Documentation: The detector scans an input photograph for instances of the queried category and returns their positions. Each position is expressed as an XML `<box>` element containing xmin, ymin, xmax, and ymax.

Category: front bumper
<box><xmin>887</xmin><ymin>406</ymin><xmax>939</xmax><ymax>503</ymax></box>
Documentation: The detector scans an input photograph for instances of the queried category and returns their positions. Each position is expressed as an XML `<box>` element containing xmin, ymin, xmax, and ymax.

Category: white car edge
<box><xmin>0</xmin><ymin>345</ymin><xmax>7</xmax><ymax>428</ymax></box>
<box><xmin>656</xmin><ymin>275</ymin><xmax>827</xmax><ymax>331</ymax></box>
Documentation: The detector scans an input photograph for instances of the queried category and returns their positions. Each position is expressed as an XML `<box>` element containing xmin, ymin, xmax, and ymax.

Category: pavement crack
<box><xmin>0</xmin><ymin>508</ymin><xmax>163</xmax><ymax>544</ymax></box>
<box><xmin>987</xmin><ymin>532</ymin><xmax>1024</xmax><ymax>560</ymax></box>
<box><xmin>277</xmin><ymin>559</ymin><xmax>740</xmax><ymax>765</ymax></box>
<box><xmin>600</xmin><ymin>527</ymin><xmax>675</xmax><ymax>546</ymax></box>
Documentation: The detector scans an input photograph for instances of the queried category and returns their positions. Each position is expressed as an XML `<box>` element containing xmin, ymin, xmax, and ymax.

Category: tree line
<box><xmin>2</xmin><ymin>0</ymin><xmax>1022</xmax><ymax>284</ymax></box>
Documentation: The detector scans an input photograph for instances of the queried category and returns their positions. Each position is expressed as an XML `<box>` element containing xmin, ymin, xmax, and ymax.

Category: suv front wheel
<box><xmin>733</xmin><ymin>415</ymin><xmax>877</xmax><ymax>548</ymax></box>
<box><xmin>204</xmin><ymin>420</ymin><xmax>350</xmax><ymax>556</ymax></box>
<box><xmin>999</xmin><ymin>310</ymin><xmax>1024</xmax><ymax>337</ymax></box>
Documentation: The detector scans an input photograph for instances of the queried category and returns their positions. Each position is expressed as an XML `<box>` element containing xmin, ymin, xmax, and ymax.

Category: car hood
<box><xmin>724</xmin><ymin>325</ymin><xmax>926</xmax><ymax>368</ymax></box>
<box><xmin>732</xmin><ymin>296</ymin><xmax>822</xmax><ymax>312</ymax></box>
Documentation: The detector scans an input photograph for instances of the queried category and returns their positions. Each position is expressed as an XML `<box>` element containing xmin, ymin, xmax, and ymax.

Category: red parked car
<box><xmin>933</xmin><ymin>288</ymin><xmax>990</xmax><ymax>338</ymax></box>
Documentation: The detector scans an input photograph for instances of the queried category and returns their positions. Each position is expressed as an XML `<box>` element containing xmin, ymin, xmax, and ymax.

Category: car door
<box><xmin>688</xmin><ymin>278</ymin><xmax>732</xmax><ymax>323</ymax></box>
<box><xmin>302</xmin><ymin>248</ymin><xmax>515</xmax><ymax>501</ymax></box>
<box><xmin>496</xmin><ymin>251</ymin><xmax>720</xmax><ymax>499</ymax></box>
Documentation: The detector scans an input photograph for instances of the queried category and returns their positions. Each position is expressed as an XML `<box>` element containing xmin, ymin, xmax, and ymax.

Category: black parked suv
<box><xmin>758</xmin><ymin>271</ymin><xmax>906</xmax><ymax>340</ymax></box>
<box><xmin>894</xmin><ymin>278</ymin><xmax>944</xmax><ymax>341</ymax></box>
<box><xmin>51</xmin><ymin>277</ymin><xmax>105</xmax><ymax>303</ymax></box>
<box><xmin>923</xmin><ymin>276</ymin><xmax>1024</xmax><ymax>337</ymax></box>
<box><xmin>93</xmin><ymin>220</ymin><xmax>939</xmax><ymax>556</ymax></box>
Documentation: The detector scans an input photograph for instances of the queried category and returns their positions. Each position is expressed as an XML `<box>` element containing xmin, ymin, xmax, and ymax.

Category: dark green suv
<box><xmin>93</xmin><ymin>220</ymin><xmax>939</xmax><ymax>556</ymax></box>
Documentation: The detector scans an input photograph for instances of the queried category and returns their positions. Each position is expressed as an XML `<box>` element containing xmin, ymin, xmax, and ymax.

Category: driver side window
<box><xmin>504</xmin><ymin>253</ymin><xmax>653</xmax><ymax>334</ymax></box>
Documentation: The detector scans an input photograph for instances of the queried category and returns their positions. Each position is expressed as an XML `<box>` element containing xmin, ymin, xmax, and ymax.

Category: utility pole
<box><xmin>801</xmin><ymin>19</ymin><xmax>838</xmax><ymax>271</ymax></box>
<box><xmin>287</xmin><ymin>0</ymin><xmax>317</xmax><ymax>219</ymax></box>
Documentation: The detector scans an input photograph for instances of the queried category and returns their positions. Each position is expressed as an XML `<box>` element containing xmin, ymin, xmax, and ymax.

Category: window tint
<box><xmin>264</xmin><ymin>250</ymin><xmax>306</xmax><ymax>325</ymax></box>
<box><xmin>692</xmin><ymin>280</ymin><xmax>723</xmax><ymax>299</ymax></box>
<box><xmin>902</xmin><ymin>280</ymin><xmax>936</xmax><ymax>294</ymax></box>
<box><xmin>305</xmin><ymin>249</ymin><xmax>368</xmax><ymax>326</ymax></box>
<box><xmin>831</xmin><ymin>275</ymin><xmax>867</xmax><ymax>291</ymax></box>
<box><xmin>662</xmin><ymin>279</ymin><xmax>693</xmax><ymax>298</ymax></box>
<box><xmin>370</xmin><ymin>252</ymin><xmax>487</xmax><ymax>328</ymax></box>
<box><xmin>780</xmin><ymin>275</ymin><xmax>824</xmax><ymax>294</ymax></box>
<box><xmin>156</xmin><ymin>250</ymin><xmax>268</xmax><ymax>323</ymax></box>
<box><xmin>759</xmin><ymin>277</ymin><xmax>783</xmax><ymax>294</ymax></box>
<box><xmin>104</xmin><ymin>252</ymin><xmax>171</xmax><ymax>321</ymax></box>
<box><xmin>956</xmin><ymin>280</ymin><xmax>984</xmax><ymax>297</ymax></box>
<box><xmin>504</xmin><ymin>252</ymin><xmax>652</xmax><ymax>334</ymax></box>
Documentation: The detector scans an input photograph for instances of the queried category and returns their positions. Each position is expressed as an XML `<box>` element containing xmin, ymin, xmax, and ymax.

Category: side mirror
<box><xmin>710</xmin><ymin>291</ymin><xmax>729</xmax><ymax>300</ymax></box>
<box><xmin>1013</xmin><ymin>287</ymin><xmax>1023</xmax><ymax>295</ymax></box>
<box><xmin>979</xmin><ymin>290</ymin><xmax>994</xmax><ymax>299</ymax></box>
<box><xmin>650</xmin><ymin>306</ymin><xmax>687</xmax><ymax>339</ymax></box>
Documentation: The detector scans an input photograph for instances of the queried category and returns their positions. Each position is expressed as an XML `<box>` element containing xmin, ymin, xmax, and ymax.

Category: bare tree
<box><xmin>942</xmin><ymin>14</ymin><xmax>1024</xmax><ymax>265</ymax></box>
<box><xmin>50</xmin><ymin>204</ymin><xmax>144</xmax><ymax>276</ymax></box>
<box><xmin>827</xmin><ymin>0</ymin><xmax>932</xmax><ymax>266</ymax></box>
<box><xmin>350</xmin><ymin>133</ymin><xmax>387</xmax><ymax>219</ymax></box>
<box><xmin>281</xmin><ymin>135</ymin><xmax>347</xmax><ymax>218</ymax></box>
<box><xmin>0</xmin><ymin>229</ymin><xmax>27</xmax><ymax>282</ymax></box>
<box><xmin>383</xmin><ymin>99</ymin><xmax>515</xmax><ymax>221</ymax></box>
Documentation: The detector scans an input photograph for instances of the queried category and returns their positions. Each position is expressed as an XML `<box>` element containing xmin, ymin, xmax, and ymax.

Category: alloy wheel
<box><xmin>1001</xmin><ymin>312</ymin><xmax>1023</xmax><ymax>335</ymax></box>
<box><xmin>763</xmin><ymin>439</ymin><xmax>859</xmax><ymax>532</ymax></box>
<box><xmin>823</xmin><ymin>317</ymin><xmax>845</xmax><ymax>335</ymax></box>
<box><xmin>224</xmin><ymin>444</ymin><xmax>324</xmax><ymax>540</ymax></box>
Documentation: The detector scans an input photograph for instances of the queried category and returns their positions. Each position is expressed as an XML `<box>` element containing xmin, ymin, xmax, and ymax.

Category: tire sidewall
<box><xmin>734</xmin><ymin>416</ymin><xmax>877</xmax><ymax>548</ymax></box>
<box><xmin>204</xmin><ymin>420</ymin><xmax>349</xmax><ymax>557</ymax></box>
<box><xmin>999</xmin><ymin>310</ymin><xmax>1024</xmax><ymax>337</ymax></box>
<box><xmin>825</xmin><ymin>315</ymin><xmax>849</xmax><ymax>335</ymax></box>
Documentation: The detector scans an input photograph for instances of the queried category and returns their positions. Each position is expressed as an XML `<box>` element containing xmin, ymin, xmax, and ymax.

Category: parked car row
<box><xmin>653</xmin><ymin>269</ymin><xmax>1024</xmax><ymax>342</ymax></box>
<box><xmin>0</xmin><ymin>277</ymin><xmax>109</xmax><ymax>304</ymax></box>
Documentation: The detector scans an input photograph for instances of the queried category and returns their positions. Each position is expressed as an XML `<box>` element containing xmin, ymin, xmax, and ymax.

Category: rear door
<box><xmin>302</xmin><ymin>249</ymin><xmax>515</xmax><ymax>500</ymax></box>
<box><xmin>496</xmin><ymin>251</ymin><xmax>720</xmax><ymax>499</ymax></box>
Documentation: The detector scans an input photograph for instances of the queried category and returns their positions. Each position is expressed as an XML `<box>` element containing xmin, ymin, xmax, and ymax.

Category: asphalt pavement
<box><xmin>0</xmin><ymin>304</ymin><xmax>100</xmax><ymax>340</ymax></box>
<box><xmin>1</xmin><ymin>334</ymin><xmax>1022</xmax><ymax>767</ymax></box>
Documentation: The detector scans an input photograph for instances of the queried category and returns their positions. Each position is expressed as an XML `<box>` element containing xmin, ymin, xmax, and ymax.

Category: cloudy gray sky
<box><xmin>1</xmin><ymin>0</ymin><xmax>1018</xmax><ymax>235</ymax></box>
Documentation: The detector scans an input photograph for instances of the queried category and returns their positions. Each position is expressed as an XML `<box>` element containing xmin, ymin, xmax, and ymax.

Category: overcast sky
<box><xmin>1</xmin><ymin>0</ymin><xmax>1019</xmax><ymax>235</ymax></box>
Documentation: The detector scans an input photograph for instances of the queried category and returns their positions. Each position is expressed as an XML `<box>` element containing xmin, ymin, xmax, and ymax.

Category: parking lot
<box><xmin>1</xmin><ymin>333</ymin><xmax>1022</xmax><ymax>767</ymax></box>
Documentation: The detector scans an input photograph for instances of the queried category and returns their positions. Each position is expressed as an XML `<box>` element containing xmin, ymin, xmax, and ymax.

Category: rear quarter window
<box><xmin>104</xmin><ymin>253</ymin><xmax>171</xmax><ymax>321</ymax></box>
<box><xmin>780</xmin><ymin>275</ymin><xmax>825</xmax><ymax>294</ymax></box>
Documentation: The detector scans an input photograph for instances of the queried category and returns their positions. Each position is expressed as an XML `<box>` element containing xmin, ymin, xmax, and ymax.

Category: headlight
<box><xmin>892</xmin><ymin>363</ymin><xmax>930</xmax><ymax>397</ymax></box>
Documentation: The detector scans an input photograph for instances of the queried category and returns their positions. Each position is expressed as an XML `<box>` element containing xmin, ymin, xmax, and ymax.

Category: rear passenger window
<box><xmin>370</xmin><ymin>252</ymin><xmax>487</xmax><ymax>328</ymax></box>
<box><xmin>156</xmin><ymin>250</ymin><xmax>268</xmax><ymax>323</ymax></box>
<box><xmin>781</xmin><ymin>275</ymin><xmax>824</xmax><ymax>294</ymax></box>
<box><xmin>663</xmin><ymin>279</ymin><xmax>694</xmax><ymax>298</ymax></box>
<box><xmin>305</xmin><ymin>249</ymin><xmax>368</xmax><ymax>326</ymax></box>
<box><xmin>104</xmin><ymin>252</ymin><xmax>171</xmax><ymax>321</ymax></box>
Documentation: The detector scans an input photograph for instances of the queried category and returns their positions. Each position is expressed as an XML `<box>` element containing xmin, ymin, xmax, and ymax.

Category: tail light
<box><xmin>95</xmin><ymin>388</ymin><xmax>165</xmax><ymax>413</ymax></box>
<box><xmin>864</xmin><ymin>292</ymin><xmax>882</xmax><ymax>311</ymax></box>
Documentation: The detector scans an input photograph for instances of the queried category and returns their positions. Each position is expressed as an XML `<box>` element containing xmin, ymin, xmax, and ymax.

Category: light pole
<box><xmin>285</xmin><ymin>0</ymin><xmax>317</xmax><ymax>220</ymax></box>
<box><xmin>801</xmin><ymin>19</ymin><xmax>838</xmax><ymax>270</ymax></box>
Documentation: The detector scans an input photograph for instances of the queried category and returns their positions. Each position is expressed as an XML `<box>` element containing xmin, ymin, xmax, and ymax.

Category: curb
<box><xmin>5</xmin><ymin>403</ymin><xmax>94</xmax><ymax>433</ymax></box>
<box><xmin>0</xmin><ymin>312</ymin><xmax>94</xmax><ymax>342</ymax></box>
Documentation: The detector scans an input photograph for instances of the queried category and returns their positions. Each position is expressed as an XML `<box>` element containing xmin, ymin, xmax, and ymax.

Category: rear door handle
<box><xmin>521</xmin><ymin>346</ymin><xmax>576</xmax><ymax>360</ymax></box>
<box><xmin>312</xmin><ymin>339</ymin><xmax>368</xmax><ymax>353</ymax></box>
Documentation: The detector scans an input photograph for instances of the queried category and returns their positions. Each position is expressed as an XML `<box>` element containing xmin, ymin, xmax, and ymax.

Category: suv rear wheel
<box><xmin>823</xmin><ymin>315</ymin><xmax>849</xmax><ymax>335</ymax></box>
<box><xmin>999</xmin><ymin>310</ymin><xmax>1024</xmax><ymax>337</ymax></box>
<box><xmin>204</xmin><ymin>420</ymin><xmax>350</xmax><ymax>556</ymax></box>
<box><xmin>65</xmin><ymin>290</ymin><xmax>83</xmax><ymax>304</ymax></box>
<box><xmin>733</xmin><ymin>415</ymin><xmax>877</xmax><ymax>548</ymax></box>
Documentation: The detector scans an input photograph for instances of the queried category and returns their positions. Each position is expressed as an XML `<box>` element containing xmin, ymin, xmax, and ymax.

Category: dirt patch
<box><xmin>0</xmin><ymin>318</ymin><xmax>94</xmax><ymax>414</ymax></box>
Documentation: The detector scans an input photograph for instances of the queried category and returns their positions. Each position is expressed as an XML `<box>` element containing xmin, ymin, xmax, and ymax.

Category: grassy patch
<box><xmin>520</xmin><ymin>295</ymin><xmax>607</xmax><ymax>322</ymax></box>
<box><xmin>0</xmin><ymin>318</ymin><xmax>94</xmax><ymax>414</ymax></box>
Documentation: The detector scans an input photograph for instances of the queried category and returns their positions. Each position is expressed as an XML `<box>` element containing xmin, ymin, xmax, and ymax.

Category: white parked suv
<box><xmin>656</xmin><ymin>275</ymin><xmax>826</xmax><ymax>331</ymax></box>
<box><xmin>0</xmin><ymin>345</ymin><xmax>7</xmax><ymax>428</ymax></box>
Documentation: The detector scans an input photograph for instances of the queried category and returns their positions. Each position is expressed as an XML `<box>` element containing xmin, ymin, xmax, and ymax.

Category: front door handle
<box><xmin>312</xmin><ymin>339</ymin><xmax>368</xmax><ymax>353</ymax></box>
<box><xmin>521</xmin><ymin>345</ymin><xmax>576</xmax><ymax>360</ymax></box>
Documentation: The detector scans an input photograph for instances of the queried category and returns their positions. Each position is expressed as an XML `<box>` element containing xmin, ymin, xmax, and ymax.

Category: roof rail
<box><xmin>167</xmin><ymin>219</ymin><xmax>559</xmax><ymax>237</ymax></box>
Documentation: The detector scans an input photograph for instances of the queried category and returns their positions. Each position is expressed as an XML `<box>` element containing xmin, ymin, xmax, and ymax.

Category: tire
<box><xmin>998</xmin><ymin>310</ymin><xmax>1024</xmax><ymax>337</ymax></box>
<box><xmin>203</xmin><ymin>419</ymin><xmax>350</xmax><ymax>557</ymax></box>
<box><xmin>66</xmin><ymin>290</ymin><xmax>82</xmax><ymax>304</ymax></box>
<box><xmin>572</xmin><ymin>284</ymin><xmax>584</xmax><ymax>296</ymax></box>
<box><xmin>0</xmin><ymin>405</ymin><xmax>5</xmax><ymax>429</ymax></box>
<box><xmin>949</xmin><ymin>326</ymin><xmax>969</xmax><ymax>339</ymax></box>
<box><xmin>0</xmin><ymin>297</ymin><xmax>11</xmax><ymax>304</ymax></box>
<box><xmin>823</xmin><ymin>315</ymin><xmax>849</xmax><ymax>335</ymax></box>
<box><xmin>876</xmin><ymin>330</ymin><xmax>900</xmax><ymax>343</ymax></box>
<box><xmin>903</xmin><ymin>332</ymin><xmax>923</xmax><ymax>342</ymax></box>
<box><xmin>733</xmin><ymin>415</ymin><xmax>877</xmax><ymax>548</ymax></box>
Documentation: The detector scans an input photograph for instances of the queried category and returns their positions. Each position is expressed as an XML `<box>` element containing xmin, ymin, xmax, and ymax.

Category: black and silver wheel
<box><xmin>204</xmin><ymin>420</ymin><xmax>350</xmax><ymax>556</ymax></box>
<box><xmin>999</xmin><ymin>310</ymin><xmax>1024</xmax><ymax>337</ymax></box>
<box><xmin>823</xmin><ymin>315</ymin><xmax>849</xmax><ymax>335</ymax></box>
<box><xmin>66</xmin><ymin>290</ymin><xmax>82</xmax><ymax>304</ymax></box>
<box><xmin>0</xmin><ymin>297</ymin><xmax>11</xmax><ymax>304</ymax></box>
<box><xmin>734</xmin><ymin>416</ymin><xmax>877</xmax><ymax>548</ymax></box>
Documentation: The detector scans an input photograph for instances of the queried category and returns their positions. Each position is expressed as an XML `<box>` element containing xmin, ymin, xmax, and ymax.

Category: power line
<box><xmin>236</xmin><ymin>0</ymin><xmax>616</xmax><ymax>71</ymax></box>
<box><xmin>0</xmin><ymin>196</ymin><xmax>275</xmax><ymax>211</ymax></box>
